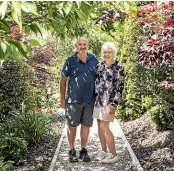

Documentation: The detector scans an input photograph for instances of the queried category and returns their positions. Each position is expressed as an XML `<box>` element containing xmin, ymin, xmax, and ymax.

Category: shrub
<box><xmin>9</xmin><ymin>110</ymin><xmax>52</xmax><ymax>144</ymax></box>
<box><xmin>0</xmin><ymin>133</ymin><xmax>27</xmax><ymax>162</ymax></box>
<box><xmin>0</xmin><ymin>157</ymin><xmax>14</xmax><ymax>171</ymax></box>
<box><xmin>116</xmin><ymin>19</ymin><xmax>145</xmax><ymax>120</ymax></box>
<box><xmin>148</xmin><ymin>103</ymin><xmax>174</xmax><ymax>130</ymax></box>
<box><xmin>0</xmin><ymin>110</ymin><xmax>52</xmax><ymax>163</ymax></box>
<box><xmin>0</xmin><ymin>60</ymin><xmax>32</xmax><ymax>121</ymax></box>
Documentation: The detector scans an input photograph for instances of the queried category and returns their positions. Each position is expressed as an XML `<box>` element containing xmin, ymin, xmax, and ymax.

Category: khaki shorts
<box><xmin>93</xmin><ymin>106</ymin><xmax>115</xmax><ymax>122</ymax></box>
<box><xmin>65</xmin><ymin>103</ymin><xmax>94</xmax><ymax>127</ymax></box>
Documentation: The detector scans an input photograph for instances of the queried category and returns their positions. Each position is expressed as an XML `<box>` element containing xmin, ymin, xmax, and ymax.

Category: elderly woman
<box><xmin>93</xmin><ymin>42</ymin><xmax>124</xmax><ymax>163</ymax></box>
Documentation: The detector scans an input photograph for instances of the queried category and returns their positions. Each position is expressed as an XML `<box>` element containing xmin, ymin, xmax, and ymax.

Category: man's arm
<box><xmin>60</xmin><ymin>76</ymin><xmax>67</xmax><ymax>109</ymax></box>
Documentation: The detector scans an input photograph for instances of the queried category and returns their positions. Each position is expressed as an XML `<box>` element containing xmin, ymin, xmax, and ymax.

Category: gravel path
<box><xmin>52</xmin><ymin>119</ymin><xmax>141</xmax><ymax>171</ymax></box>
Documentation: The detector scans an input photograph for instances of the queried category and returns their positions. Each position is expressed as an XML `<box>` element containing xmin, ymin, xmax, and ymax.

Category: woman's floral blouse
<box><xmin>95</xmin><ymin>61</ymin><xmax>124</xmax><ymax>108</ymax></box>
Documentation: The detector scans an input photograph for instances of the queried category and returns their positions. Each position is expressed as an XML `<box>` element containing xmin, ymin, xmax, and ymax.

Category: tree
<box><xmin>0</xmin><ymin>1</ymin><xmax>92</xmax><ymax>61</ymax></box>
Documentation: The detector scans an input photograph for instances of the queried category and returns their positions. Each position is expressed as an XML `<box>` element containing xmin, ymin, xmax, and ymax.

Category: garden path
<box><xmin>49</xmin><ymin>119</ymin><xmax>143</xmax><ymax>171</ymax></box>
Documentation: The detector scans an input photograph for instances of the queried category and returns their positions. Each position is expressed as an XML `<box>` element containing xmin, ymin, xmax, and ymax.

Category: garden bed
<box><xmin>15</xmin><ymin>116</ymin><xmax>65</xmax><ymax>171</ymax></box>
<box><xmin>119</xmin><ymin>114</ymin><xmax>174</xmax><ymax>171</ymax></box>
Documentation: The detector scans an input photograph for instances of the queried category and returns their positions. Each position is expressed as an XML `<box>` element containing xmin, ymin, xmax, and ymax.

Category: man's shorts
<box><xmin>65</xmin><ymin>103</ymin><xmax>94</xmax><ymax>127</ymax></box>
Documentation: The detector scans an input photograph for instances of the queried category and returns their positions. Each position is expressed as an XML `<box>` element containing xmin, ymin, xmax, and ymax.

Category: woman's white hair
<box><xmin>101</xmin><ymin>42</ymin><xmax>117</xmax><ymax>58</ymax></box>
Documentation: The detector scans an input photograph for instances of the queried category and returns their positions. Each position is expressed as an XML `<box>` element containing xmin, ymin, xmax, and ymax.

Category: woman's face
<box><xmin>103</xmin><ymin>49</ymin><xmax>114</xmax><ymax>62</ymax></box>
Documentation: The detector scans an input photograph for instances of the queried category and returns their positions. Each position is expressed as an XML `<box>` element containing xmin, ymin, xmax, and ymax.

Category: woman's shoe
<box><xmin>96</xmin><ymin>151</ymin><xmax>107</xmax><ymax>161</ymax></box>
<box><xmin>101</xmin><ymin>153</ymin><xmax>119</xmax><ymax>163</ymax></box>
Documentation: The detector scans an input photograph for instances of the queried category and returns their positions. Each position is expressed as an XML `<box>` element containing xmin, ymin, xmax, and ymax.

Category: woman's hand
<box><xmin>108</xmin><ymin>104</ymin><xmax>116</xmax><ymax>114</ymax></box>
<box><xmin>110</xmin><ymin>105</ymin><xmax>116</xmax><ymax>114</ymax></box>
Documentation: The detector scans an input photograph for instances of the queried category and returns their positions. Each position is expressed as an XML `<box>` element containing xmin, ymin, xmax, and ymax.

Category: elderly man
<box><xmin>60</xmin><ymin>37</ymin><xmax>98</xmax><ymax>162</ymax></box>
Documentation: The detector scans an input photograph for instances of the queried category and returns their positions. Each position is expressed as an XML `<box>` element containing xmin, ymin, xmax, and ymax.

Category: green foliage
<box><xmin>0</xmin><ymin>60</ymin><xmax>32</xmax><ymax>121</ymax></box>
<box><xmin>0</xmin><ymin>1</ymin><xmax>93</xmax><ymax>61</ymax></box>
<box><xmin>138</xmin><ymin>64</ymin><xmax>174</xmax><ymax>130</ymax></box>
<box><xmin>9</xmin><ymin>110</ymin><xmax>52</xmax><ymax>144</ymax></box>
<box><xmin>0</xmin><ymin>157</ymin><xmax>14</xmax><ymax>171</ymax></box>
<box><xmin>115</xmin><ymin>19</ymin><xmax>144</xmax><ymax>120</ymax></box>
<box><xmin>0</xmin><ymin>133</ymin><xmax>27</xmax><ymax>162</ymax></box>
<box><xmin>148</xmin><ymin>103</ymin><xmax>174</xmax><ymax>130</ymax></box>
<box><xmin>142</xmin><ymin>96</ymin><xmax>154</xmax><ymax>110</ymax></box>
<box><xmin>0</xmin><ymin>110</ymin><xmax>52</xmax><ymax>162</ymax></box>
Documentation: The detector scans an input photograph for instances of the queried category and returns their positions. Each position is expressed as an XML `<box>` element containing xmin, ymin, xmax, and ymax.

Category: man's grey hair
<box><xmin>101</xmin><ymin>42</ymin><xmax>117</xmax><ymax>58</ymax></box>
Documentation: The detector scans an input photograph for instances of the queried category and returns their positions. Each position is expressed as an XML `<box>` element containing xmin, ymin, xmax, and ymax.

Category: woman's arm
<box><xmin>110</xmin><ymin>65</ymin><xmax>124</xmax><ymax>108</ymax></box>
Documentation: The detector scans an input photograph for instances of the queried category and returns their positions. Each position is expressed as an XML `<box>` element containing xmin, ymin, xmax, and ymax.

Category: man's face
<box><xmin>76</xmin><ymin>38</ymin><xmax>88</xmax><ymax>54</ymax></box>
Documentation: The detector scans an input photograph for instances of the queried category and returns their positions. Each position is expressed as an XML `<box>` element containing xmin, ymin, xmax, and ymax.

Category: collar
<box><xmin>101</xmin><ymin>60</ymin><xmax>118</xmax><ymax>68</ymax></box>
<box><xmin>73</xmin><ymin>52</ymin><xmax>91</xmax><ymax>63</ymax></box>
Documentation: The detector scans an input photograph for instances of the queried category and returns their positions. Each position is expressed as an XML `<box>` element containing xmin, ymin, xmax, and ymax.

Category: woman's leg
<box><xmin>99</xmin><ymin>120</ymin><xmax>117</xmax><ymax>156</ymax></box>
<box><xmin>97</xmin><ymin>119</ymin><xmax>107</xmax><ymax>152</ymax></box>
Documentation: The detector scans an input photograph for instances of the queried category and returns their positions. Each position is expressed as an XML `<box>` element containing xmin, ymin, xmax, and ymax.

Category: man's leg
<box><xmin>65</xmin><ymin>104</ymin><xmax>82</xmax><ymax>162</ymax></box>
<box><xmin>79</xmin><ymin>103</ymin><xmax>94</xmax><ymax>162</ymax></box>
<box><xmin>67</xmin><ymin>126</ymin><xmax>77</xmax><ymax>149</ymax></box>
<box><xmin>80</xmin><ymin>124</ymin><xmax>90</xmax><ymax>149</ymax></box>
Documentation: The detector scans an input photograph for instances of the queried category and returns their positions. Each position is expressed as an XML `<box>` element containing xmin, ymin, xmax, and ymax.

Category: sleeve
<box><xmin>110</xmin><ymin>65</ymin><xmax>124</xmax><ymax>107</ymax></box>
<box><xmin>61</xmin><ymin>58</ymin><xmax>71</xmax><ymax>78</ymax></box>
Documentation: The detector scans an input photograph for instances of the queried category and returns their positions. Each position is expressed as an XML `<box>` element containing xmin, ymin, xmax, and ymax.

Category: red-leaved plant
<box><xmin>138</xmin><ymin>1</ymin><xmax>174</xmax><ymax>66</ymax></box>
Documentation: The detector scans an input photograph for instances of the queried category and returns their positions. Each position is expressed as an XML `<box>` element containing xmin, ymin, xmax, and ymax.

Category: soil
<box><xmin>119</xmin><ymin>113</ymin><xmax>174</xmax><ymax>171</ymax></box>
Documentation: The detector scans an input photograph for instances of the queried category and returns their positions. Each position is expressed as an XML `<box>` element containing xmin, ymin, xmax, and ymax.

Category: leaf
<box><xmin>80</xmin><ymin>1</ymin><xmax>91</xmax><ymax>18</ymax></box>
<box><xmin>10</xmin><ymin>40</ymin><xmax>28</xmax><ymax>57</ymax></box>
<box><xmin>124</xmin><ymin>1</ymin><xmax>130</xmax><ymax>12</ymax></box>
<box><xmin>34</xmin><ymin>24</ymin><xmax>42</xmax><ymax>36</ymax></box>
<box><xmin>11</xmin><ymin>1</ymin><xmax>22</xmax><ymax>29</ymax></box>
<box><xmin>28</xmin><ymin>39</ymin><xmax>40</xmax><ymax>47</ymax></box>
<box><xmin>9</xmin><ymin>43</ymin><xmax>23</xmax><ymax>59</ymax></box>
<box><xmin>58</xmin><ymin>8</ymin><xmax>64</xmax><ymax>16</ymax></box>
<box><xmin>76</xmin><ymin>11</ymin><xmax>88</xmax><ymax>22</ymax></box>
<box><xmin>20</xmin><ymin>3</ymin><xmax>29</xmax><ymax>13</ymax></box>
<box><xmin>30</xmin><ymin>23</ymin><xmax>42</xmax><ymax>35</ymax></box>
<box><xmin>1</xmin><ymin>42</ymin><xmax>7</xmax><ymax>54</ymax></box>
<box><xmin>19</xmin><ymin>42</ymin><xmax>28</xmax><ymax>54</ymax></box>
<box><xmin>0</xmin><ymin>42</ymin><xmax>11</xmax><ymax>60</ymax></box>
<box><xmin>0</xmin><ymin>1</ymin><xmax>8</xmax><ymax>19</ymax></box>
<box><xmin>69</xmin><ymin>14</ymin><xmax>76</xmax><ymax>27</ymax></box>
<box><xmin>0</xmin><ymin>20</ymin><xmax>10</xmax><ymax>32</ymax></box>
<box><xmin>75</xmin><ymin>1</ymin><xmax>80</xmax><ymax>8</ymax></box>
<box><xmin>12</xmin><ymin>1</ymin><xmax>21</xmax><ymax>15</ymax></box>
<box><xmin>0</xmin><ymin>43</ymin><xmax>5</xmax><ymax>59</ymax></box>
<box><xmin>24</xmin><ymin>25</ymin><xmax>31</xmax><ymax>34</ymax></box>
<box><xmin>20</xmin><ymin>2</ymin><xmax>39</xmax><ymax>15</ymax></box>
<box><xmin>63</xmin><ymin>2</ymin><xmax>73</xmax><ymax>15</ymax></box>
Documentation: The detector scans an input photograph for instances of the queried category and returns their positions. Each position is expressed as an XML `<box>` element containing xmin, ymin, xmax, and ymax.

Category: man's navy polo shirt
<box><xmin>61</xmin><ymin>53</ymin><xmax>98</xmax><ymax>104</ymax></box>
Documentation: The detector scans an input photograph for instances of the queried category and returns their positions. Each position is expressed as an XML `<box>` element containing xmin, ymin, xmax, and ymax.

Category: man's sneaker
<box><xmin>96</xmin><ymin>151</ymin><xmax>107</xmax><ymax>161</ymax></box>
<box><xmin>79</xmin><ymin>148</ymin><xmax>91</xmax><ymax>162</ymax></box>
<box><xmin>69</xmin><ymin>148</ymin><xmax>78</xmax><ymax>163</ymax></box>
<box><xmin>101</xmin><ymin>153</ymin><xmax>119</xmax><ymax>163</ymax></box>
